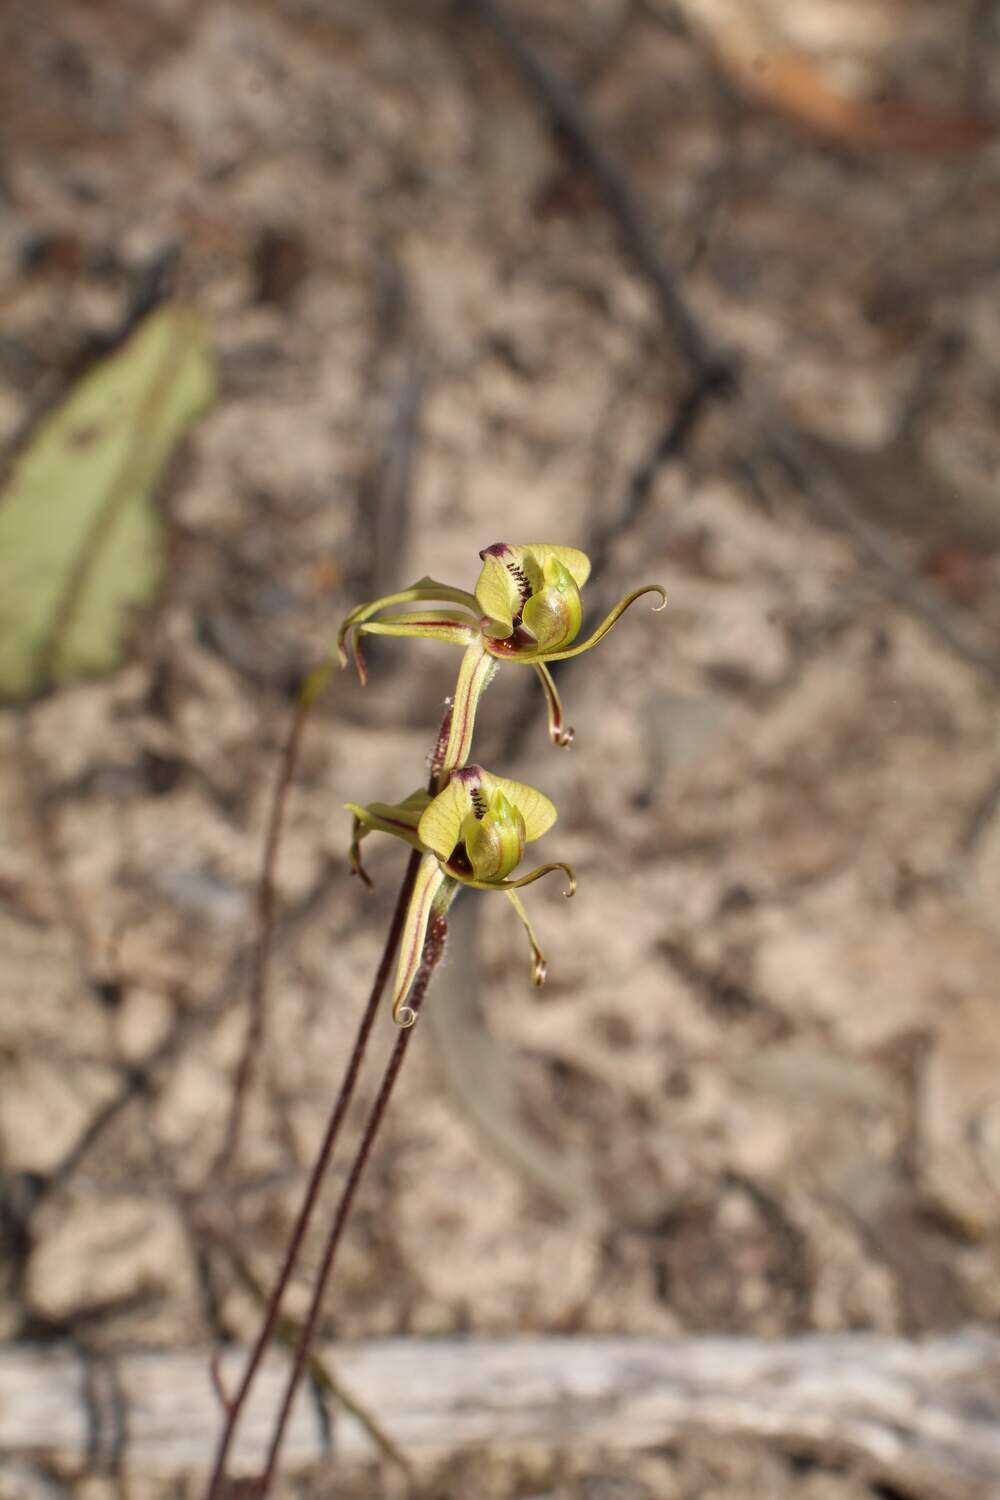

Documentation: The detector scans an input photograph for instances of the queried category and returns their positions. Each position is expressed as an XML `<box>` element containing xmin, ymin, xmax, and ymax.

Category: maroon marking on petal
<box><xmin>482</xmin><ymin>624</ymin><xmax>538</xmax><ymax>657</ymax></box>
<box><xmin>450</xmin><ymin>765</ymin><xmax>485</xmax><ymax>790</ymax></box>
<box><xmin>479</xmin><ymin>542</ymin><xmax>512</xmax><ymax>561</ymax></box>
<box><xmin>379</xmin><ymin>814</ymin><xmax>421</xmax><ymax>834</ymax></box>
<box><xmin>391</xmin><ymin>618</ymin><xmax>472</xmax><ymax>630</ymax></box>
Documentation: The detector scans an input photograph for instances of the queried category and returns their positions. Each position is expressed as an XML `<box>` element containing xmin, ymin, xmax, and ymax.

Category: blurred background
<box><xmin>2</xmin><ymin>1</ymin><xmax>1000</xmax><ymax>1496</ymax></box>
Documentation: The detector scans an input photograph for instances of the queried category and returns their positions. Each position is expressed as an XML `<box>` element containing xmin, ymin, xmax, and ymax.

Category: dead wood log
<box><xmin>2</xmin><ymin>1333</ymin><xmax>1000</xmax><ymax>1496</ymax></box>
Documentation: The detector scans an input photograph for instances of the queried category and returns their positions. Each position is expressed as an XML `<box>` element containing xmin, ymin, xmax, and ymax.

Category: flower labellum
<box><xmin>475</xmin><ymin>543</ymin><xmax>588</xmax><ymax>652</ymax></box>
<box><xmin>460</xmin><ymin>787</ymin><xmax>525</xmax><ymax>882</ymax></box>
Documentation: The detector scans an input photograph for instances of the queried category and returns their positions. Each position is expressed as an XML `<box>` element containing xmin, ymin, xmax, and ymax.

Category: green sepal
<box><xmin>530</xmin><ymin>585</ymin><xmax>666</xmax><ymax>662</ymax></box>
<box><xmin>344</xmin><ymin>789</ymin><xmax>432</xmax><ymax>886</ymax></box>
<box><xmin>337</xmin><ymin>577</ymin><xmax>479</xmax><ymax>684</ymax></box>
<box><xmin>391</xmin><ymin>852</ymin><xmax>452</xmax><ymax>1026</ymax></box>
<box><xmin>355</xmin><ymin>609</ymin><xmax>477</xmax><ymax>651</ymax></box>
<box><xmin>448</xmin><ymin>860</ymin><xmax>576</xmax><ymax>896</ymax></box>
<box><xmin>438</xmin><ymin>639</ymin><xmax>497</xmax><ymax>778</ymax></box>
<box><xmin>506</xmin><ymin>887</ymin><xmax>548</xmax><ymax>986</ymax></box>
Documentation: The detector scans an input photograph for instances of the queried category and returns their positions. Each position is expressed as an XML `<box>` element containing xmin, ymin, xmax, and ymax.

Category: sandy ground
<box><xmin>1</xmin><ymin>1</ymin><xmax>1000</xmax><ymax>1496</ymax></box>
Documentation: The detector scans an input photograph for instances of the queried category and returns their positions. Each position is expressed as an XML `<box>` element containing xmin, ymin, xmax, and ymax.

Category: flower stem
<box><xmin>258</xmin><ymin>906</ymin><xmax>448</xmax><ymax>1489</ymax></box>
<box><xmin>203</xmin><ymin>847</ymin><xmax>420</xmax><ymax>1499</ymax></box>
<box><xmin>204</xmin><ymin>700</ymin><xmax>454</xmax><ymax>1498</ymax></box>
<box><xmin>215</xmin><ymin>688</ymin><xmax>313</xmax><ymax>1176</ymax></box>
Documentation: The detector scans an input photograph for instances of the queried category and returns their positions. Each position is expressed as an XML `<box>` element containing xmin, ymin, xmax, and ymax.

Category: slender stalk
<box><xmin>203</xmin><ymin>847</ymin><xmax>420</xmax><ymax>1499</ymax></box>
<box><xmin>259</xmin><ymin>908</ymin><xmax>449</xmax><ymax>1490</ymax></box>
<box><xmin>215</xmin><ymin>690</ymin><xmax>313</xmax><ymax>1176</ymax></box>
<box><xmin>205</xmin><ymin>701</ymin><xmax>454</xmax><ymax>1497</ymax></box>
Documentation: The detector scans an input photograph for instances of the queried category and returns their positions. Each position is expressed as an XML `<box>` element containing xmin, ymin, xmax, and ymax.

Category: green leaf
<box><xmin>0</xmin><ymin>304</ymin><xmax>215</xmax><ymax>700</ymax></box>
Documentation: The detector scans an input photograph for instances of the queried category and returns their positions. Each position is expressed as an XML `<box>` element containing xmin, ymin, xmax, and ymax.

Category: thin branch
<box><xmin>8</xmin><ymin>1332</ymin><xmax>1000</xmax><ymax>1498</ymax></box>
<box><xmin>460</xmin><ymin>0</ymin><xmax>722</xmax><ymax>382</ymax></box>
<box><xmin>586</xmin><ymin>367</ymin><xmax>731</xmax><ymax>584</ymax></box>
<box><xmin>758</xmin><ymin>425</ymin><xmax>1000</xmax><ymax>689</ymax></box>
<box><xmin>960</xmin><ymin>768</ymin><xmax>1000</xmax><ymax>854</ymax></box>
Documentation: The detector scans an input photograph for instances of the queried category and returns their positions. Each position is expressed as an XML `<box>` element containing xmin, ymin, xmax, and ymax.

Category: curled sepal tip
<box><xmin>337</xmin><ymin>577</ymin><xmax>480</xmax><ymax>686</ymax></box>
<box><xmin>533</xmin><ymin>661</ymin><xmax>574</xmax><ymax>748</ymax></box>
<box><xmin>346</xmin><ymin>812</ymin><xmax>374</xmax><ymax>891</ymax></box>
<box><xmin>457</xmin><ymin>860</ymin><xmax>576</xmax><ymax>898</ymax></box>
<box><xmin>506</xmin><ymin>887</ymin><xmax>548</xmax><ymax>986</ymax></box>
<box><xmin>523</xmin><ymin>584</ymin><xmax>667</xmax><ymax>664</ymax></box>
<box><xmin>391</xmin><ymin>853</ymin><xmax>450</xmax><ymax>1026</ymax></box>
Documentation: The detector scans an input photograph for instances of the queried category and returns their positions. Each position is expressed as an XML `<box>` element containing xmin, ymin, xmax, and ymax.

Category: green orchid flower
<box><xmin>337</xmin><ymin>543</ymin><xmax>665</xmax><ymax>762</ymax></box>
<box><xmin>345</xmin><ymin>766</ymin><xmax>575</xmax><ymax>1027</ymax></box>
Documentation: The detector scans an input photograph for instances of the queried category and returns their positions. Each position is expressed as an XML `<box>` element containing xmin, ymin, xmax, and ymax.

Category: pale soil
<box><xmin>1</xmin><ymin>1</ymin><xmax>999</xmax><ymax>1497</ymax></box>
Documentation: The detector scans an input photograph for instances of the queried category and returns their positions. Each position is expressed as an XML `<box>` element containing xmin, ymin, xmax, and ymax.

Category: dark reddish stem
<box><xmin>216</xmin><ymin>691</ymin><xmax>312</xmax><ymax>1176</ymax></box>
<box><xmin>204</xmin><ymin>701</ymin><xmax>454</xmax><ymax>1498</ymax></box>
<box><xmin>258</xmin><ymin>908</ymin><xmax>448</xmax><ymax>1488</ymax></box>
<box><xmin>203</xmin><ymin>847</ymin><xmax>421</xmax><ymax>1499</ymax></box>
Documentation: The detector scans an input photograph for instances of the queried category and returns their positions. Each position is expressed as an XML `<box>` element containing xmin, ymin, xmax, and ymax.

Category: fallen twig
<box><xmin>4</xmin><ymin>1332</ymin><xmax>1000</xmax><ymax>1499</ymax></box>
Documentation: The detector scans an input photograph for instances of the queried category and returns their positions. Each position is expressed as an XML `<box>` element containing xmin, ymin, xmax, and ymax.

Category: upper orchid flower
<box><xmin>345</xmin><ymin>766</ymin><xmax>574</xmax><ymax>1026</ymax></box>
<box><xmin>337</xmin><ymin>544</ymin><xmax>665</xmax><ymax>763</ymax></box>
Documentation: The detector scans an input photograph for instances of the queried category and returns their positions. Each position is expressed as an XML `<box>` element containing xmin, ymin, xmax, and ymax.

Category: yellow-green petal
<box><xmin>418</xmin><ymin>772</ymin><xmax>475</xmax><ymax>861</ymax></box>
<box><xmin>474</xmin><ymin>544</ymin><xmax>591</xmax><ymax>641</ymax></box>
<box><xmin>521</xmin><ymin>544</ymin><xmax>591</xmax><ymax>589</ymax></box>
<box><xmin>474</xmin><ymin>551</ymin><xmax>520</xmax><ymax>639</ymax></box>
<box><xmin>477</xmin><ymin>770</ymin><xmax>557</xmax><ymax>842</ymax></box>
<box><xmin>344</xmin><ymin>791</ymin><xmax>430</xmax><ymax>843</ymax></box>
<box><xmin>418</xmin><ymin>765</ymin><xmax>557</xmax><ymax>860</ymax></box>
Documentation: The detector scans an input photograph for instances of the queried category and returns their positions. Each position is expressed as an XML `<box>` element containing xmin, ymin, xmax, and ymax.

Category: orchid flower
<box><xmin>337</xmin><ymin>544</ymin><xmax>665</xmax><ymax>761</ymax></box>
<box><xmin>345</xmin><ymin>766</ymin><xmax>574</xmax><ymax>1027</ymax></box>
